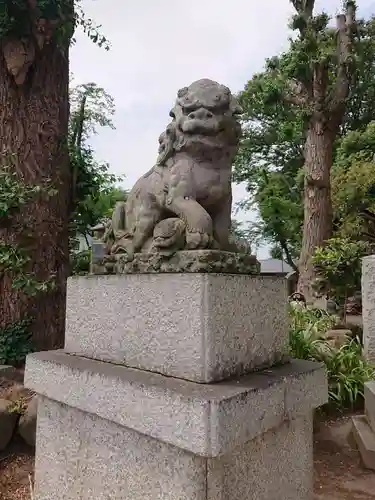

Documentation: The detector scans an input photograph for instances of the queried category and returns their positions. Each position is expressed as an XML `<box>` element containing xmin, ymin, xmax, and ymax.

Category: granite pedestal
<box><xmin>25</xmin><ymin>273</ymin><xmax>328</xmax><ymax>500</ymax></box>
<box><xmin>64</xmin><ymin>273</ymin><xmax>289</xmax><ymax>383</ymax></box>
<box><xmin>362</xmin><ymin>255</ymin><xmax>375</xmax><ymax>363</ymax></box>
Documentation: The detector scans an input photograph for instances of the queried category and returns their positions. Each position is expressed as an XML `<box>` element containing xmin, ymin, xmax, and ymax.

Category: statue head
<box><xmin>157</xmin><ymin>79</ymin><xmax>242</xmax><ymax>165</ymax></box>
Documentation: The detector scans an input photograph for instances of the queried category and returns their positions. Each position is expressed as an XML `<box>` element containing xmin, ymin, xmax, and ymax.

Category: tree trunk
<box><xmin>0</xmin><ymin>41</ymin><xmax>70</xmax><ymax>350</ymax></box>
<box><xmin>297</xmin><ymin>119</ymin><xmax>334</xmax><ymax>303</ymax></box>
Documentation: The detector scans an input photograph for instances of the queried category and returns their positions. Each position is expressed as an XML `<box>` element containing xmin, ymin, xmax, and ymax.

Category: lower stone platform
<box><xmin>352</xmin><ymin>381</ymin><xmax>375</xmax><ymax>470</ymax></box>
<box><xmin>25</xmin><ymin>351</ymin><xmax>327</xmax><ymax>499</ymax></box>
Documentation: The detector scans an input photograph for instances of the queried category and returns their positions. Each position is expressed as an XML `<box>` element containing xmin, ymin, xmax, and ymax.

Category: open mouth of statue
<box><xmin>181</xmin><ymin>120</ymin><xmax>221</xmax><ymax>135</ymax></box>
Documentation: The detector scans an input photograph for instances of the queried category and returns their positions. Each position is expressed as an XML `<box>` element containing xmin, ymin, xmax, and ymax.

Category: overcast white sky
<box><xmin>70</xmin><ymin>0</ymin><xmax>375</xmax><ymax>258</ymax></box>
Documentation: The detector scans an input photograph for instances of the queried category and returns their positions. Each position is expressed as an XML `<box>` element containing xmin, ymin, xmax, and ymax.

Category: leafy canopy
<box><xmin>312</xmin><ymin>237</ymin><xmax>370</xmax><ymax>305</ymax></box>
<box><xmin>0</xmin><ymin>0</ymin><xmax>109</xmax><ymax>49</ymax></box>
<box><xmin>69</xmin><ymin>82</ymin><xmax>125</xmax><ymax>238</ymax></box>
<box><xmin>234</xmin><ymin>15</ymin><xmax>375</xmax><ymax>258</ymax></box>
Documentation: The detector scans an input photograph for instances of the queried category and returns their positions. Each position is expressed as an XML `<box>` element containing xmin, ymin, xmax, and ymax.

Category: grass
<box><xmin>289</xmin><ymin>304</ymin><xmax>374</xmax><ymax>410</ymax></box>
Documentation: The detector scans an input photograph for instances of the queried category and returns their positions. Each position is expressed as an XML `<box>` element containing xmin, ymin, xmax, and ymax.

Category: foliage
<box><xmin>69</xmin><ymin>83</ymin><xmax>124</xmax><ymax>240</ymax></box>
<box><xmin>69</xmin><ymin>83</ymin><xmax>115</xmax><ymax>140</ymax></box>
<box><xmin>331</xmin><ymin>121</ymin><xmax>375</xmax><ymax>238</ymax></box>
<box><xmin>289</xmin><ymin>305</ymin><xmax>374</xmax><ymax>409</ymax></box>
<box><xmin>289</xmin><ymin>305</ymin><xmax>337</xmax><ymax>359</ymax></box>
<box><xmin>0</xmin><ymin>165</ymin><xmax>57</xmax><ymax>295</ymax></box>
<box><xmin>0</xmin><ymin>319</ymin><xmax>33</xmax><ymax>366</ymax></box>
<box><xmin>235</xmin><ymin>15</ymin><xmax>375</xmax><ymax>258</ymax></box>
<box><xmin>7</xmin><ymin>398</ymin><xmax>28</xmax><ymax>415</ymax></box>
<box><xmin>326</xmin><ymin>339</ymin><xmax>374</xmax><ymax>408</ymax></box>
<box><xmin>230</xmin><ymin>219</ymin><xmax>253</xmax><ymax>243</ymax></box>
<box><xmin>0</xmin><ymin>0</ymin><xmax>109</xmax><ymax>50</ymax></box>
<box><xmin>0</xmin><ymin>164</ymin><xmax>48</xmax><ymax>220</ymax></box>
<box><xmin>70</xmin><ymin>248</ymin><xmax>91</xmax><ymax>275</ymax></box>
<box><xmin>312</xmin><ymin>238</ymin><xmax>370</xmax><ymax>305</ymax></box>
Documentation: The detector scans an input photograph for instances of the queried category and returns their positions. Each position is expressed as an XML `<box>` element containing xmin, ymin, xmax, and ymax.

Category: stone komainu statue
<box><xmin>104</xmin><ymin>78</ymin><xmax>249</xmax><ymax>258</ymax></box>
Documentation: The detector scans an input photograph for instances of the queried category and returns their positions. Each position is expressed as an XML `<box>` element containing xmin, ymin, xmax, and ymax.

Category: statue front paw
<box><xmin>186</xmin><ymin>231</ymin><xmax>212</xmax><ymax>249</ymax></box>
<box><xmin>111</xmin><ymin>237</ymin><xmax>135</xmax><ymax>261</ymax></box>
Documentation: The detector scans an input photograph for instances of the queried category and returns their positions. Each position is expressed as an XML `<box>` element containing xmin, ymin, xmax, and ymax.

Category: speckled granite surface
<box><xmin>64</xmin><ymin>273</ymin><xmax>289</xmax><ymax>383</ymax></box>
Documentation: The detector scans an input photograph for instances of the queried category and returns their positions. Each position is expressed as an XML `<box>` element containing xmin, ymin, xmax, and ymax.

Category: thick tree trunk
<box><xmin>297</xmin><ymin>119</ymin><xmax>334</xmax><ymax>303</ymax></box>
<box><xmin>0</xmin><ymin>41</ymin><xmax>70</xmax><ymax>350</ymax></box>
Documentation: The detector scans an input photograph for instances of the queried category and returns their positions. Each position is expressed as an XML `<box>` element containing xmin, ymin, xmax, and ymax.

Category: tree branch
<box><xmin>290</xmin><ymin>0</ymin><xmax>315</xmax><ymax>23</ymax></box>
<box><xmin>290</xmin><ymin>0</ymin><xmax>315</xmax><ymax>18</ymax></box>
<box><xmin>279</xmin><ymin>238</ymin><xmax>299</xmax><ymax>272</ymax></box>
<box><xmin>284</xmin><ymin>79</ymin><xmax>310</xmax><ymax>106</ymax></box>
<box><xmin>329</xmin><ymin>2</ymin><xmax>356</xmax><ymax>114</ymax></box>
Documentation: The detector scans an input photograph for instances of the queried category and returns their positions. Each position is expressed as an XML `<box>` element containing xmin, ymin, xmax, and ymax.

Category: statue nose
<box><xmin>188</xmin><ymin>108</ymin><xmax>213</xmax><ymax>120</ymax></box>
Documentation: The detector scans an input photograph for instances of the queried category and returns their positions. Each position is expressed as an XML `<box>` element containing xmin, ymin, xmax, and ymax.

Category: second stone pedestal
<box><xmin>25</xmin><ymin>351</ymin><xmax>327</xmax><ymax>500</ymax></box>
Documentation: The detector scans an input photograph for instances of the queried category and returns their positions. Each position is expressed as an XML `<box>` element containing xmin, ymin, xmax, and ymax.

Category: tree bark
<box><xmin>297</xmin><ymin>119</ymin><xmax>334</xmax><ymax>302</ymax></box>
<box><xmin>294</xmin><ymin>2</ymin><xmax>355</xmax><ymax>303</ymax></box>
<box><xmin>279</xmin><ymin>238</ymin><xmax>299</xmax><ymax>273</ymax></box>
<box><xmin>0</xmin><ymin>41</ymin><xmax>70</xmax><ymax>350</ymax></box>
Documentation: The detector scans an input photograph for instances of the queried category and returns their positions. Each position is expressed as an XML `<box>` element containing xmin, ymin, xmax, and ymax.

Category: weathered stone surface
<box><xmin>24</xmin><ymin>351</ymin><xmax>328</xmax><ymax>457</ymax></box>
<box><xmin>365</xmin><ymin>381</ymin><xmax>375</xmax><ymax>434</ymax></box>
<box><xmin>362</xmin><ymin>255</ymin><xmax>375</xmax><ymax>362</ymax></box>
<box><xmin>64</xmin><ymin>273</ymin><xmax>288</xmax><ymax>383</ymax></box>
<box><xmin>352</xmin><ymin>415</ymin><xmax>375</xmax><ymax>470</ymax></box>
<box><xmin>0</xmin><ymin>398</ymin><xmax>17</xmax><ymax>450</ymax></box>
<box><xmin>207</xmin><ymin>414</ymin><xmax>313</xmax><ymax>500</ymax></box>
<box><xmin>102</xmin><ymin>79</ymin><xmax>247</xmax><ymax>261</ymax></box>
<box><xmin>33</xmin><ymin>397</ymin><xmax>313</xmax><ymax>500</ymax></box>
<box><xmin>94</xmin><ymin>249</ymin><xmax>260</xmax><ymax>275</ymax></box>
<box><xmin>18</xmin><ymin>396</ymin><xmax>37</xmax><ymax>447</ymax></box>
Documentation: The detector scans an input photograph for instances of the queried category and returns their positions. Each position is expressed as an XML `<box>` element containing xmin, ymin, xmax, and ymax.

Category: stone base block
<box><xmin>25</xmin><ymin>351</ymin><xmax>327</xmax><ymax>499</ymax></box>
<box><xmin>352</xmin><ymin>415</ymin><xmax>375</xmax><ymax>470</ymax></box>
<box><xmin>365</xmin><ymin>381</ymin><xmax>375</xmax><ymax>433</ymax></box>
<box><xmin>34</xmin><ymin>398</ymin><xmax>313</xmax><ymax>500</ymax></box>
<box><xmin>362</xmin><ymin>255</ymin><xmax>375</xmax><ymax>363</ymax></box>
<box><xmin>25</xmin><ymin>351</ymin><xmax>327</xmax><ymax>457</ymax></box>
<box><xmin>64</xmin><ymin>273</ymin><xmax>289</xmax><ymax>383</ymax></box>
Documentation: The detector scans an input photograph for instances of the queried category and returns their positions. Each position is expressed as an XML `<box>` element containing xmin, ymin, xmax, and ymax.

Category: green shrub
<box><xmin>325</xmin><ymin>338</ymin><xmax>374</xmax><ymax>407</ymax></box>
<box><xmin>70</xmin><ymin>249</ymin><xmax>91</xmax><ymax>275</ymax></box>
<box><xmin>0</xmin><ymin>319</ymin><xmax>33</xmax><ymax>366</ymax></box>
<box><xmin>289</xmin><ymin>305</ymin><xmax>374</xmax><ymax>410</ymax></box>
<box><xmin>312</xmin><ymin>237</ymin><xmax>370</xmax><ymax>309</ymax></box>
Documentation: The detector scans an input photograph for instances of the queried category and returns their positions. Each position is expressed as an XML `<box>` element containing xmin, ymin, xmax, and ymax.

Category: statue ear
<box><xmin>156</xmin><ymin>123</ymin><xmax>176</xmax><ymax>166</ymax></box>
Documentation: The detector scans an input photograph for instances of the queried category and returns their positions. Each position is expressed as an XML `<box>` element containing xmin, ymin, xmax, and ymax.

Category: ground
<box><xmin>0</xmin><ymin>413</ymin><xmax>375</xmax><ymax>499</ymax></box>
<box><xmin>314</xmin><ymin>414</ymin><xmax>375</xmax><ymax>499</ymax></box>
<box><xmin>0</xmin><ymin>438</ymin><xmax>34</xmax><ymax>500</ymax></box>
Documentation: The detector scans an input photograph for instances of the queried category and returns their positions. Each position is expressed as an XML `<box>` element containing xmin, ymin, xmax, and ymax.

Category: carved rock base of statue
<box><xmin>25</xmin><ymin>352</ymin><xmax>326</xmax><ymax>500</ymax></box>
<box><xmin>93</xmin><ymin>248</ymin><xmax>260</xmax><ymax>275</ymax></box>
